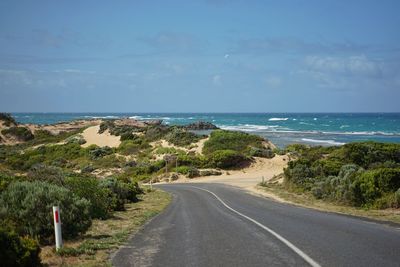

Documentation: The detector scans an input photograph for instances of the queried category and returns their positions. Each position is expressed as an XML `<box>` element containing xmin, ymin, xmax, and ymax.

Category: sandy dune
<box><xmin>169</xmin><ymin>155</ymin><xmax>289</xmax><ymax>200</ymax></box>
<box><xmin>81</xmin><ymin>125</ymin><xmax>121</xmax><ymax>148</ymax></box>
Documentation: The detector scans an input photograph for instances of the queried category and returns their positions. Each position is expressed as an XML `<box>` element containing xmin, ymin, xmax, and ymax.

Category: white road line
<box><xmin>190</xmin><ymin>186</ymin><xmax>321</xmax><ymax>267</ymax></box>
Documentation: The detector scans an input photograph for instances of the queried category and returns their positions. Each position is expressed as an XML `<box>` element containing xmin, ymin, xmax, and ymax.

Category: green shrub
<box><xmin>88</xmin><ymin>146</ymin><xmax>113</xmax><ymax>159</ymax></box>
<box><xmin>65</xmin><ymin>135</ymin><xmax>86</xmax><ymax>145</ymax></box>
<box><xmin>283</xmin><ymin>141</ymin><xmax>400</xmax><ymax>209</ymax></box>
<box><xmin>339</xmin><ymin>142</ymin><xmax>400</xmax><ymax>168</ymax></box>
<box><xmin>99</xmin><ymin>178</ymin><xmax>142</xmax><ymax>211</ymax></box>
<box><xmin>27</xmin><ymin>164</ymin><xmax>65</xmax><ymax>185</ymax></box>
<box><xmin>2</xmin><ymin>127</ymin><xmax>34</xmax><ymax>141</ymax></box>
<box><xmin>0</xmin><ymin>228</ymin><xmax>41</xmax><ymax>267</ymax></box>
<box><xmin>203</xmin><ymin>130</ymin><xmax>265</xmax><ymax>155</ymax></box>
<box><xmin>155</xmin><ymin>147</ymin><xmax>186</xmax><ymax>155</ymax></box>
<box><xmin>118</xmin><ymin>139</ymin><xmax>150</xmax><ymax>155</ymax></box>
<box><xmin>5</xmin><ymin>143</ymin><xmax>87</xmax><ymax>170</ymax></box>
<box><xmin>164</xmin><ymin>128</ymin><xmax>201</xmax><ymax>147</ymax></box>
<box><xmin>144</xmin><ymin>125</ymin><xmax>171</xmax><ymax>141</ymax></box>
<box><xmin>207</xmin><ymin>150</ymin><xmax>250</xmax><ymax>169</ymax></box>
<box><xmin>93</xmin><ymin>154</ymin><xmax>125</xmax><ymax>169</ymax></box>
<box><xmin>177</xmin><ymin>154</ymin><xmax>207</xmax><ymax>168</ymax></box>
<box><xmin>120</xmin><ymin>132</ymin><xmax>135</xmax><ymax>141</ymax></box>
<box><xmin>65</xmin><ymin>176</ymin><xmax>113</xmax><ymax>219</ymax></box>
<box><xmin>0</xmin><ymin>172</ymin><xmax>20</xmax><ymax>192</ymax></box>
<box><xmin>0</xmin><ymin>181</ymin><xmax>91</xmax><ymax>242</ymax></box>
<box><xmin>32</xmin><ymin>129</ymin><xmax>53</xmax><ymax>140</ymax></box>
<box><xmin>174</xmin><ymin>166</ymin><xmax>191</xmax><ymax>175</ymax></box>
<box><xmin>186</xmin><ymin>167</ymin><xmax>200</xmax><ymax>178</ymax></box>
<box><xmin>284</xmin><ymin>161</ymin><xmax>313</xmax><ymax>188</ymax></box>
<box><xmin>31</xmin><ymin>129</ymin><xmax>84</xmax><ymax>145</ymax></box>
<box><xmin>120</xmin><ymin>160</ymin><xmax>165</xmax><ymax>181</ymax></box>
<box><xmin>311</xmin><ymin>159</ymin><xmax>343</xmax><ymax>177</ymax></box>
<box><xmin>0</xmin><ymin>113</ymin><xmax>17</xmax><ymax>126</ymax></box>
<box><xmin>109</xmin><ymin>125</ymin><xmax>139</xmax><ymax>137</ymax></box>
<box><xmin>248</xmin><ymin>147</ymin><xmax>275</xmax><ymax>158</ymax></box>
<box><xmin>98</xmin><ymin>120</ymin><xmax>115</xmax><ymax>134</ymax></box>
<box><xmin>352</xmin><ymin>168</ymin><xmax>400</xmax><ymax>206</ymax></box>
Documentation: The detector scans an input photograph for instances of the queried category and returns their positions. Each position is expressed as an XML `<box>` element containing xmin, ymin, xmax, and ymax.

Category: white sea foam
<box><xmin>301</xmin><ymin>138</ymin><xmax>345</xmax><ymax>146</ymax></box>
<box><xmin>269</xmin><ymin>118</ymin><xmax>288</xmax><ymax>121</ymax></box>
<box><xmin>129</xmin><ymin>116</ymin><xmax>142</xmax><ymax>119</ymax></box>
<box><xmin>219</xmin><ymin>124</ymin><xmax>280</xmax><ymax>132</ymax></box>
<box><xmin>218</xmin><ymin>124</ymin><xmax>399</xmax><ymax>136</ymax></box>
<box><xmin>84</xmin><ymin>115</ymin><xmax>120</xmax><ymax>119</ymax></box>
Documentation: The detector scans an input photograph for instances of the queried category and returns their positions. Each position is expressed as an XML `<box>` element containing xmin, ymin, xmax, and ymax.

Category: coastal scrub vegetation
<box><xmin>1</xmin><ymin>127</ymin><xmax>34</xmax><ymax>141</ymax></box>
<box><xmin>0</xmin><ymin>113</ymin><xmax>17</xmax><ymax>127</ymax></box>
<box><xmin>283</xmin><ymin>142</ymin><xmax>400</xmax><ymax>209</ymax></box>
<box><xmin>0</xmin><ymin>114</ymin><xmax>278</xmax><ymax>264</ymax></box>
<box><xmin>203</xmin><ymin>130</ymin><xmax>272</xmax><ymax>156</ymax></box>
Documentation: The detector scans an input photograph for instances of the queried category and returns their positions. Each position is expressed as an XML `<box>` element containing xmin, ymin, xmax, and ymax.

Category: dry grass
<box><xmin>40</xmin><ymin>189</ymin><xmax>171</xmax><ymax>267</ymax></box>
<box><xmin>257</xmin><ymin>183</ymin><xmax>400</xmax><ymax>225</ymax></box>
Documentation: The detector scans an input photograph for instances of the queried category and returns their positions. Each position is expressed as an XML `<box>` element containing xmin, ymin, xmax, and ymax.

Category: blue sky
<box><xmin>0</xmin><ymin>0</ymin><xmax>399</xmax><ymax>112</ymax></box>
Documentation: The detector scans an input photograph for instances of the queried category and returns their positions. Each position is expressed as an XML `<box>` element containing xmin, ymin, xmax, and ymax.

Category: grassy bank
<box><xmin>258</xmin><ymin>182</ymin><xmax>400</xmax><ymax>225</ymax></box>
<box><xmin>40</xmin><ymin>188</ymin><xmax>171</xmax><ymax>267</ymax></box>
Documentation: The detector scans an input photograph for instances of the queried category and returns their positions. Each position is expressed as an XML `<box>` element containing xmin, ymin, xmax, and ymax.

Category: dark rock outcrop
<box><xmin>185</xmin><ymin>121</ymin><xmax>218</xmax><ymax>130</ymax></box>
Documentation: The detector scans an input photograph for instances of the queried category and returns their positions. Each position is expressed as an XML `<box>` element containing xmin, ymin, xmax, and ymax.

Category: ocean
<box><xmin>12</xmin><ymin>113</ymin><xmax>400</xmax><ymax>148</ymax></box>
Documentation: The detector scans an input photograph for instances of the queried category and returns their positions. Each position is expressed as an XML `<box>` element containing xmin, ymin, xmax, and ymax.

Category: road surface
<box><xmin>112</xmin><ymin>183</ymin><xmax>400</xmax><ymax>267</ymax></box>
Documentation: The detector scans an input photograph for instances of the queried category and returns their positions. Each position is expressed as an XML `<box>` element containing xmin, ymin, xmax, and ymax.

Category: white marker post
<box><xmin>53</xmin><ymin>206</ymin><xmax>63</xmax><ymax>250</ymax></box>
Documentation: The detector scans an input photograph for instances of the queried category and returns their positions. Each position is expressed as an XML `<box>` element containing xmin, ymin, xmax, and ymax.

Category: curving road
<box><xmin>112</xmin><ymin>183</ymin><xmax>400</xmax><ymax>267</ymax></box>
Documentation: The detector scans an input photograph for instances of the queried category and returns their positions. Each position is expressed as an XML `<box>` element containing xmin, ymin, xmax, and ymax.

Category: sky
<box><xmin>0</xmin><ymin>0</ymin><xmax>399</xmax><ymax>112</ymax></box>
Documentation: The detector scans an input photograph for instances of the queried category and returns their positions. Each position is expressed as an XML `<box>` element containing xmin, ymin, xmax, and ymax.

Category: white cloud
<box><xmin>304</xmin><ymin>55</ymin><xmax>382</xmax><ymax>77</ymax></box>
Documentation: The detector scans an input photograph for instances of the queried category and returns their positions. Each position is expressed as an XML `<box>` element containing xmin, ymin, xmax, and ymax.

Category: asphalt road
<box><xmin>112</xmin><ymin>183</ymin><xmax>400</xmax><ymax>267</ymax></box>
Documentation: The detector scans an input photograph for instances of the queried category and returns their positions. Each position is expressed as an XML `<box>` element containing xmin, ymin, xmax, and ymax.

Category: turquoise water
<box><xmin>12</xmin><ymin>113</ymin><xmax>400</xmax><ymax>148</ymax></box>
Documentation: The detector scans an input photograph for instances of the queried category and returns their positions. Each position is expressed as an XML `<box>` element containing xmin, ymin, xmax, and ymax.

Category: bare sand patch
<box><xmin>82</xmin><ymin>125</ymin><xmax>121</xmax><ymax>148</ymax></box>
<box><xmin>162</xmin><ymin>155</ymin><xmax>289</xmax><ymax>203</ymax></box>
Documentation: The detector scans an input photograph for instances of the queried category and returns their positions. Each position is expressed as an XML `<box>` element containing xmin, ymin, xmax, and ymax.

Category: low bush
<box><xmin>99</xmin><ymin>178</ymin><xmax>142</xmax><ymax>211</ymax></box>
<box><xmin>65</xmin><ymin>176</ymin><xmax>113</xmax><ymax>219</ymax></box>
<box><xmin>186</xmin><ymin>167</ymin><xmax>200</xmax><ymax>178</ymax></box>
<box><xmin>144</xmin><ymin>125</ymin><xmax>171</xmax><ymax>141</ymax></box>
<box><xmin>98</xmin><ymin>120</ymin><xmax>115</xmax><ymax>134</ymax></box>
<box><xmin>2</xmin><ymin>127</ymin><xmax>34</xmax><ymax>141</ymax></box>
<box><xmin>0</xmin><ymin>113</ymin><xmax>17</xmax><ymax>126</ymax></box>
<box><xmin>109</xmin><ymin>125</ymin><xmax>139</xmax><ymax>137</ymax></box>
<box><xmin>177</xmin><ymin>154</ymin><xmax>207</xmax><ymax>168</ymax></box>
<box><xmin>117</xmin><ymin>160</ymin><xmax>165</xmax><ymax>182</ymax></box>
<box><xmin>174</xmin><ymin>166</ymin><xmax>191</xmax><ymax>175</ymax></box>
<box><xmin>32</xmin><ymin>129</ymin><xmax>84</xmax><ymax>145</ymax></box>
<box><xmin>283</xmin><ymin>142</ymin><xmax>400</xmax><ymax>209</ymax></box>
<box><xmin>352</xmin><ymin>168</ymin><xmax>400</xmax><ymax>206</ymax></box>
<box><xmin>93</xmin><ymin>154</ymin><xmax>125</xmax><ymax>169</ymax></box>
<box><xmin>248</xmin><ymin>147</ymin><xmax>275</xmax><ymax>158</ymax></box>
<box><xmin>87</xmin><ymin>146</ymin><xmax>113</xmax><ymax>159</ymax></box>
<box><xmin>0</xmin><ymin>171</ymin><xmax>20</xmax><ymax>192</ymax></box>
<box><xmin>0</xmin><ymin>227</ymin><xmax>41</xmax><ymax>267</ymax></box>
<box><xmin>203</xmin><ymin>130</ymin><xmax>265</xmax><ymax>155</ymax></box>
<box><xmin>118</xmin><ymin>139</ymin><xmax>150</xmax><ymax>155</ymax></box>
<box><xmin>173</xmin><ymin>166</ymin><xmax>200</xmax><ymax>177</ymax></box>
<box><xmin>120</xmin><ymin>132</ymin><xmax>135</xmax><ymax>141</ymax></box>
<box><xmin>65</xmin><ymin>135</ymin><xmax>86</xmax><ymax>145</ymax></box>
<box><xmin>32</xmin><ymin>129</ymin><xmax>53</xmax><ymax>140</ymax></box>
<box><xmin>5</xmin><ymin>143</ymin><xmax>87</xmax><ymax>170</ymax></box>
<box><xmin>164</xmin><ymin>128</ymin><xmax>201</xmax><ymax>147</ymax></box>
<box><xmin>155</xmin><ymin>147</ymin><xmax>186</xmax><ymax>155</ymax></box>
<box><xmin>0</xmin><ymin>181</ymin><xmax>91</xmax><ymax>242</ymax></box>
<box><xmin>207</xmin><ymin>150</ymin><xmax>250</xmax><ymax>169</ymax></box>
<box><xmin>27</xmin><ymin>164</ymin><xmax>65</xmax><ymax>185</ymax></box>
